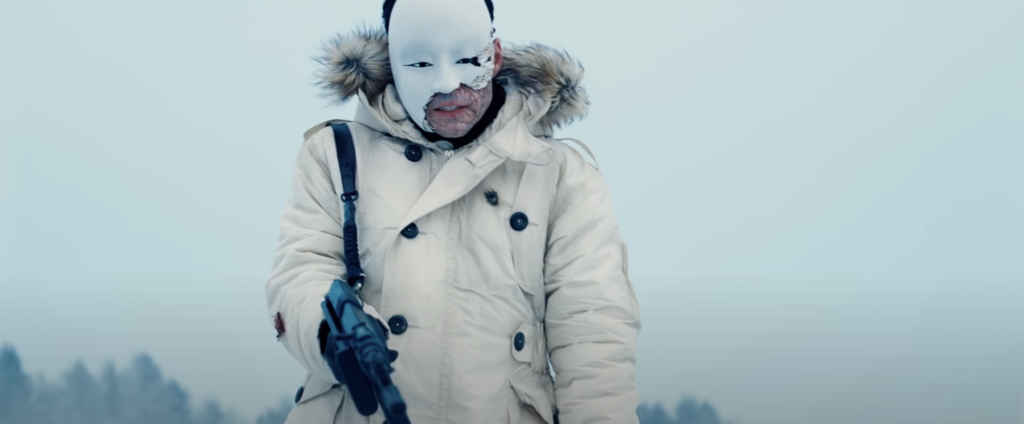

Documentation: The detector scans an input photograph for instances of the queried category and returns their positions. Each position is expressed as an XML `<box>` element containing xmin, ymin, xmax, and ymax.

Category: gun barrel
<box><xmin>323</xmin><ymin>279</ymin><xmax>411</xmax><ymax>423</ymax></box>
<box><xmin>376</xmin><ymin>381</ymin><xmax>410</xmax><ymax>424</ymax></box>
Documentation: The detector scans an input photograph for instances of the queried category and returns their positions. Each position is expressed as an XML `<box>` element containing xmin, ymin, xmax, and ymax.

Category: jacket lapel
<box><xmin>397</xmin><ymin>143</ymin><xmax>506</xmax><ymax>229</ymax></box>
<box><xmin>396</xmin><ymin>115</ymin><xmax>552</xmax><ymax>229</ymax></box>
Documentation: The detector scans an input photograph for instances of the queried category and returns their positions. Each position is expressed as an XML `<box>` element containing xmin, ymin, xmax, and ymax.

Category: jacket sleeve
<box><xmin>266</xmin><ymin>129</ymin><xmax>344</xmax><ymax>384</ymax></box>
<box><xmin>544</xmin><ymin>144</ymin><xmax>642</xmax><ymax>424</ymax></box>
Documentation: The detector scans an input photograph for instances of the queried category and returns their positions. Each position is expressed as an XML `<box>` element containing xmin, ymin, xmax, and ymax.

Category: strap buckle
<box><xmin>341</xmin><ymin>191</ymin><xmax>359</xmax><ymax>203</ymax></box>
<box><xmin>347</xmin><ymin>273</ymin><xmax>366</xmax><ymax>293</ymax></box>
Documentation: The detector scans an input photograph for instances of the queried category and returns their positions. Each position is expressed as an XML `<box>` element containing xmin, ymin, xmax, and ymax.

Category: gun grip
<box><xmin>338</xmin><ymin>348</ymin><xmax>380</xmax><ymax>416</ymax></box>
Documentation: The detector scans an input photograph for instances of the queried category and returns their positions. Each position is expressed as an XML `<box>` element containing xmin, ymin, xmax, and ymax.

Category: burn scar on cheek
<box><xmin>422</xmin><ymin>93</ymin><xmax>437</xmax><ymax>132</ymax></box>
<box><xmin>467</xmin><ymin>43</ymin><xmax>495</xmax><ymax>90</ymax></box>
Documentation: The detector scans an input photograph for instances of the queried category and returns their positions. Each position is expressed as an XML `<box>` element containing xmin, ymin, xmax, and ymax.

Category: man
<box><xmin>265</xmin><ymin>0</ymin><xmax>641</xmax><ymax>422</ymax></box>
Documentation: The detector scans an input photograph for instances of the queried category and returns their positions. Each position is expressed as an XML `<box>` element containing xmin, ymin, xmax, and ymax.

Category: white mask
<box><xmin>387</xmin><ymin>0</ymin><xmax>496</xmax><ymax>133</ymax></box>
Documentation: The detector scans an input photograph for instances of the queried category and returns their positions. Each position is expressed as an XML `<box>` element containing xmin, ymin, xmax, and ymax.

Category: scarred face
<box><xmin>387</xmin><ymin>0</ymin><xmax>500</xmax><ymax>138</ymax></box>
<box><xmin>419</xmin><ymin>41</ymin><xmax>502</xmax><ymax>138</ymax></box>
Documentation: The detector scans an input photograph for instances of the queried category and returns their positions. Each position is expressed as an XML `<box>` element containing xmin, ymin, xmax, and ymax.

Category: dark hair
<box><xmin>382</xmin><ymin>0</ymin><xmax>495</xmax><ymax>33</ymax></box>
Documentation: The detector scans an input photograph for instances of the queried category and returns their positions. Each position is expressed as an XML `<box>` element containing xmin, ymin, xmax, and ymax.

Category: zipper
<box><xmin>435</xmin><ymin>140</ymin><xmax>455</xmax><ymax>161</ymax></box>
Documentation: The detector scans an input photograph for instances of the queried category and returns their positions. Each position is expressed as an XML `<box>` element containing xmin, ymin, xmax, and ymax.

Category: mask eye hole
<box><xmin>456</xmin><ymin>57</ymin><xmax>482</xmax><ymax>66</ymax></box>
<box><xmin>405</xmin><ymin>62</ymin><xmax>433</xmax><ymax>68</ymax></box>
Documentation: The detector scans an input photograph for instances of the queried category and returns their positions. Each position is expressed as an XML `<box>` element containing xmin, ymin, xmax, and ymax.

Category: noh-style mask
<box><xmin>387</xmin><ymin>0</ymin><xmax>496</xmax><ymax>133</ymax></box>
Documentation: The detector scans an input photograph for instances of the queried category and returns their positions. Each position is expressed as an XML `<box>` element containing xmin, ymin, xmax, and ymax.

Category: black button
<box><xmin>388</xmin><ymin>315</ymin><xmax>408</xmax><ymax>335</ymax></box>
<box><xmin>514</xmin><ymin>332</ymin><xmax>526</xmax><ymax>351</ymax></box>
<box><xmin>484</xmin><ymin>190</ymin><xmax>498</xmax><ymax>206</ymax></box>
<box><xmin>510</xmin><ymin>212</ymin><xmax>529</xmax><ymax>231</ymax></box>
<box><xmin>294</xmin><ymin>385</ymin><xmax>304</xmax><ymax>404</ymax></box>
<box><xmin>401</xmin><ymin>223</ymin><xmax>419</xmax><ymax>239</ymax></box>
<box><xmin>404</xmin><ymin>144</ymin><xmax>423</xmax><ymax>162</ymax></box>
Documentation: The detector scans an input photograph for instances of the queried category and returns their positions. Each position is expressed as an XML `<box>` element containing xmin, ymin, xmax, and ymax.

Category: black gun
<box><xmin>321</xmin><ymin>278</ymin><xmax>410</xmax><ymax>424</ymax></box>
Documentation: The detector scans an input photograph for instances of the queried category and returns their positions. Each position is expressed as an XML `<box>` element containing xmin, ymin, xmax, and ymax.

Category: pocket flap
<box><xmin>511</xmin><ymin>322</ymin><xmax>536</xmax><ymax>364</ymax></box>
<box><xmin>509</xmin><ymin>373</ymin><xmax>556</xmax><ymax>424</ymax></box>
<box><xmin>296</xmin><ymin>373</ymin><xmax>338</xmax><ymax>404</ymax></box>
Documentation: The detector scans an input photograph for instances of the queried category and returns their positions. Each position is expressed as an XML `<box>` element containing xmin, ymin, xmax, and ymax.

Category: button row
<box><xmin>385</xmin><ymin>314</ymin><xmax>526</xmax><ymax>354</ymax></box>
<box><xmin>401</xmin><ymin>212</ymin><xmax>528</xmax><ymax>240</ymax></box>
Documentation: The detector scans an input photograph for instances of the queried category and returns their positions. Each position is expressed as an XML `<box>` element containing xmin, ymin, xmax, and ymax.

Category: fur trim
<box><xmin>497</xmin><ymin>43</ymin><xmax>589</xmax><ymax>131</ymax></box>
<box><xmin>314</xmin><ymin>26</ymin><xmax>392</xmax><ymax>104</ymax></box>
<box><xmin>314</xmin><ymin>26</ymin><xmax>589</xmax><ymax>130</ymax></box>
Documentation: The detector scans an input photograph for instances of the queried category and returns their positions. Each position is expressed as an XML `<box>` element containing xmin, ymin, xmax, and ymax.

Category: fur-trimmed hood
<box><xmin>314</xmin><ymin>26</ymin><xmax>589</xmax><ymax>137</ymax></box>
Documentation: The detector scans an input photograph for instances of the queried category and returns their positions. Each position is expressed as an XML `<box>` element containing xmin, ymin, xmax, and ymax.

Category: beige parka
<box><xmin>266</xmin><ymin>27</ymin><xmax>641</xmax><ymax>424</ymax></box>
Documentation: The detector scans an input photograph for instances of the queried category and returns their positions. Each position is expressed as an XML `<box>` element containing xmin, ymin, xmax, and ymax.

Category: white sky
<box><xmin>1</xmin><ymin>1</ymin><xmax>1022</xmax><ymax>424</ymax></box>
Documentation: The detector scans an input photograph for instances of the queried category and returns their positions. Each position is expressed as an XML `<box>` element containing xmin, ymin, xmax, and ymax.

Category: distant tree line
<box><xmin>0</xmin><ymin>344</ymin><xmax>735</xmax><ymax>424</ymax></box>
<box><xmin>636</xmin><ymin>399</ymin><xmax>737</xmax><ymax>424</ymax></box>
<box><xmin>0</xmin><ymin>344</ymin><xmax>292</xmax><ymax>424</ymax></box>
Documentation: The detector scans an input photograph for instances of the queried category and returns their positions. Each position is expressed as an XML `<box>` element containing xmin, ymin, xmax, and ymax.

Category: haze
<box><xmin>1</xmin><ymin>1</ymin><xmax>1022</xmax><ymax>423</ymax></box>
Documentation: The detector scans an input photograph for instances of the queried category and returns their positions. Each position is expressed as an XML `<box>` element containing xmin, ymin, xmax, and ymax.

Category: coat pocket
<box><xmin>286</xmin><ymin>374</ymin><xmax>348</xmax><ymax>424</ymax></box>
<box><xmin>506</xmin><ymin>206</ymin><xmax>547</xmax><ymax>299</ymax></box>
<box><xmin>508</xmin><ymin>372</ymin><xmax>556</xmax><ymax>424</ymax></box>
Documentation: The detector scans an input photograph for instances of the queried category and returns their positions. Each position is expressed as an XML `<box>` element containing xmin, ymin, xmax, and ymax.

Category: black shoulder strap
<box><xmin>331</xmin><ymin>123</ymin><xmax>358</xmax><ymax>202</ymax></box>
<box><xmin>329</xmin><ymin>123</ymin><xmax>365</xmax><ymax>290</ymax></box>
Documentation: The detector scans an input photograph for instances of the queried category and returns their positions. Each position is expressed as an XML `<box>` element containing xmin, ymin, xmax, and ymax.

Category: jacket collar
<box><xmin>317</xmin><ymin>26</ymin><xmax>590</xmax><ymax>140</ymax></box>
<box><xmin>354</xmin><ymin>81</ymin><xmax>552</xmax><ymax>164</ymax></box>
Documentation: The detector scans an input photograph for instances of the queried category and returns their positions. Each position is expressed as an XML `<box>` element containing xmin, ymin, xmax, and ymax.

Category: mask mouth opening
<box><xmin>433</xmin><ymin>104</ymin><xmax>469</xmax><ymax>112</ymax></box>
<box><xmin>426</xmin><ymin>92</ymin><xmax>474</xmax><ymax>113</ymax></box>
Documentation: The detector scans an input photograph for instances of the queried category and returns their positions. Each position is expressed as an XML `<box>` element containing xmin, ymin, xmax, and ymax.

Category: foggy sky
<box><xmin>1</xmin><ymin>1</ymin><xmax>1022</xmax><ymax>424</ymax></box>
